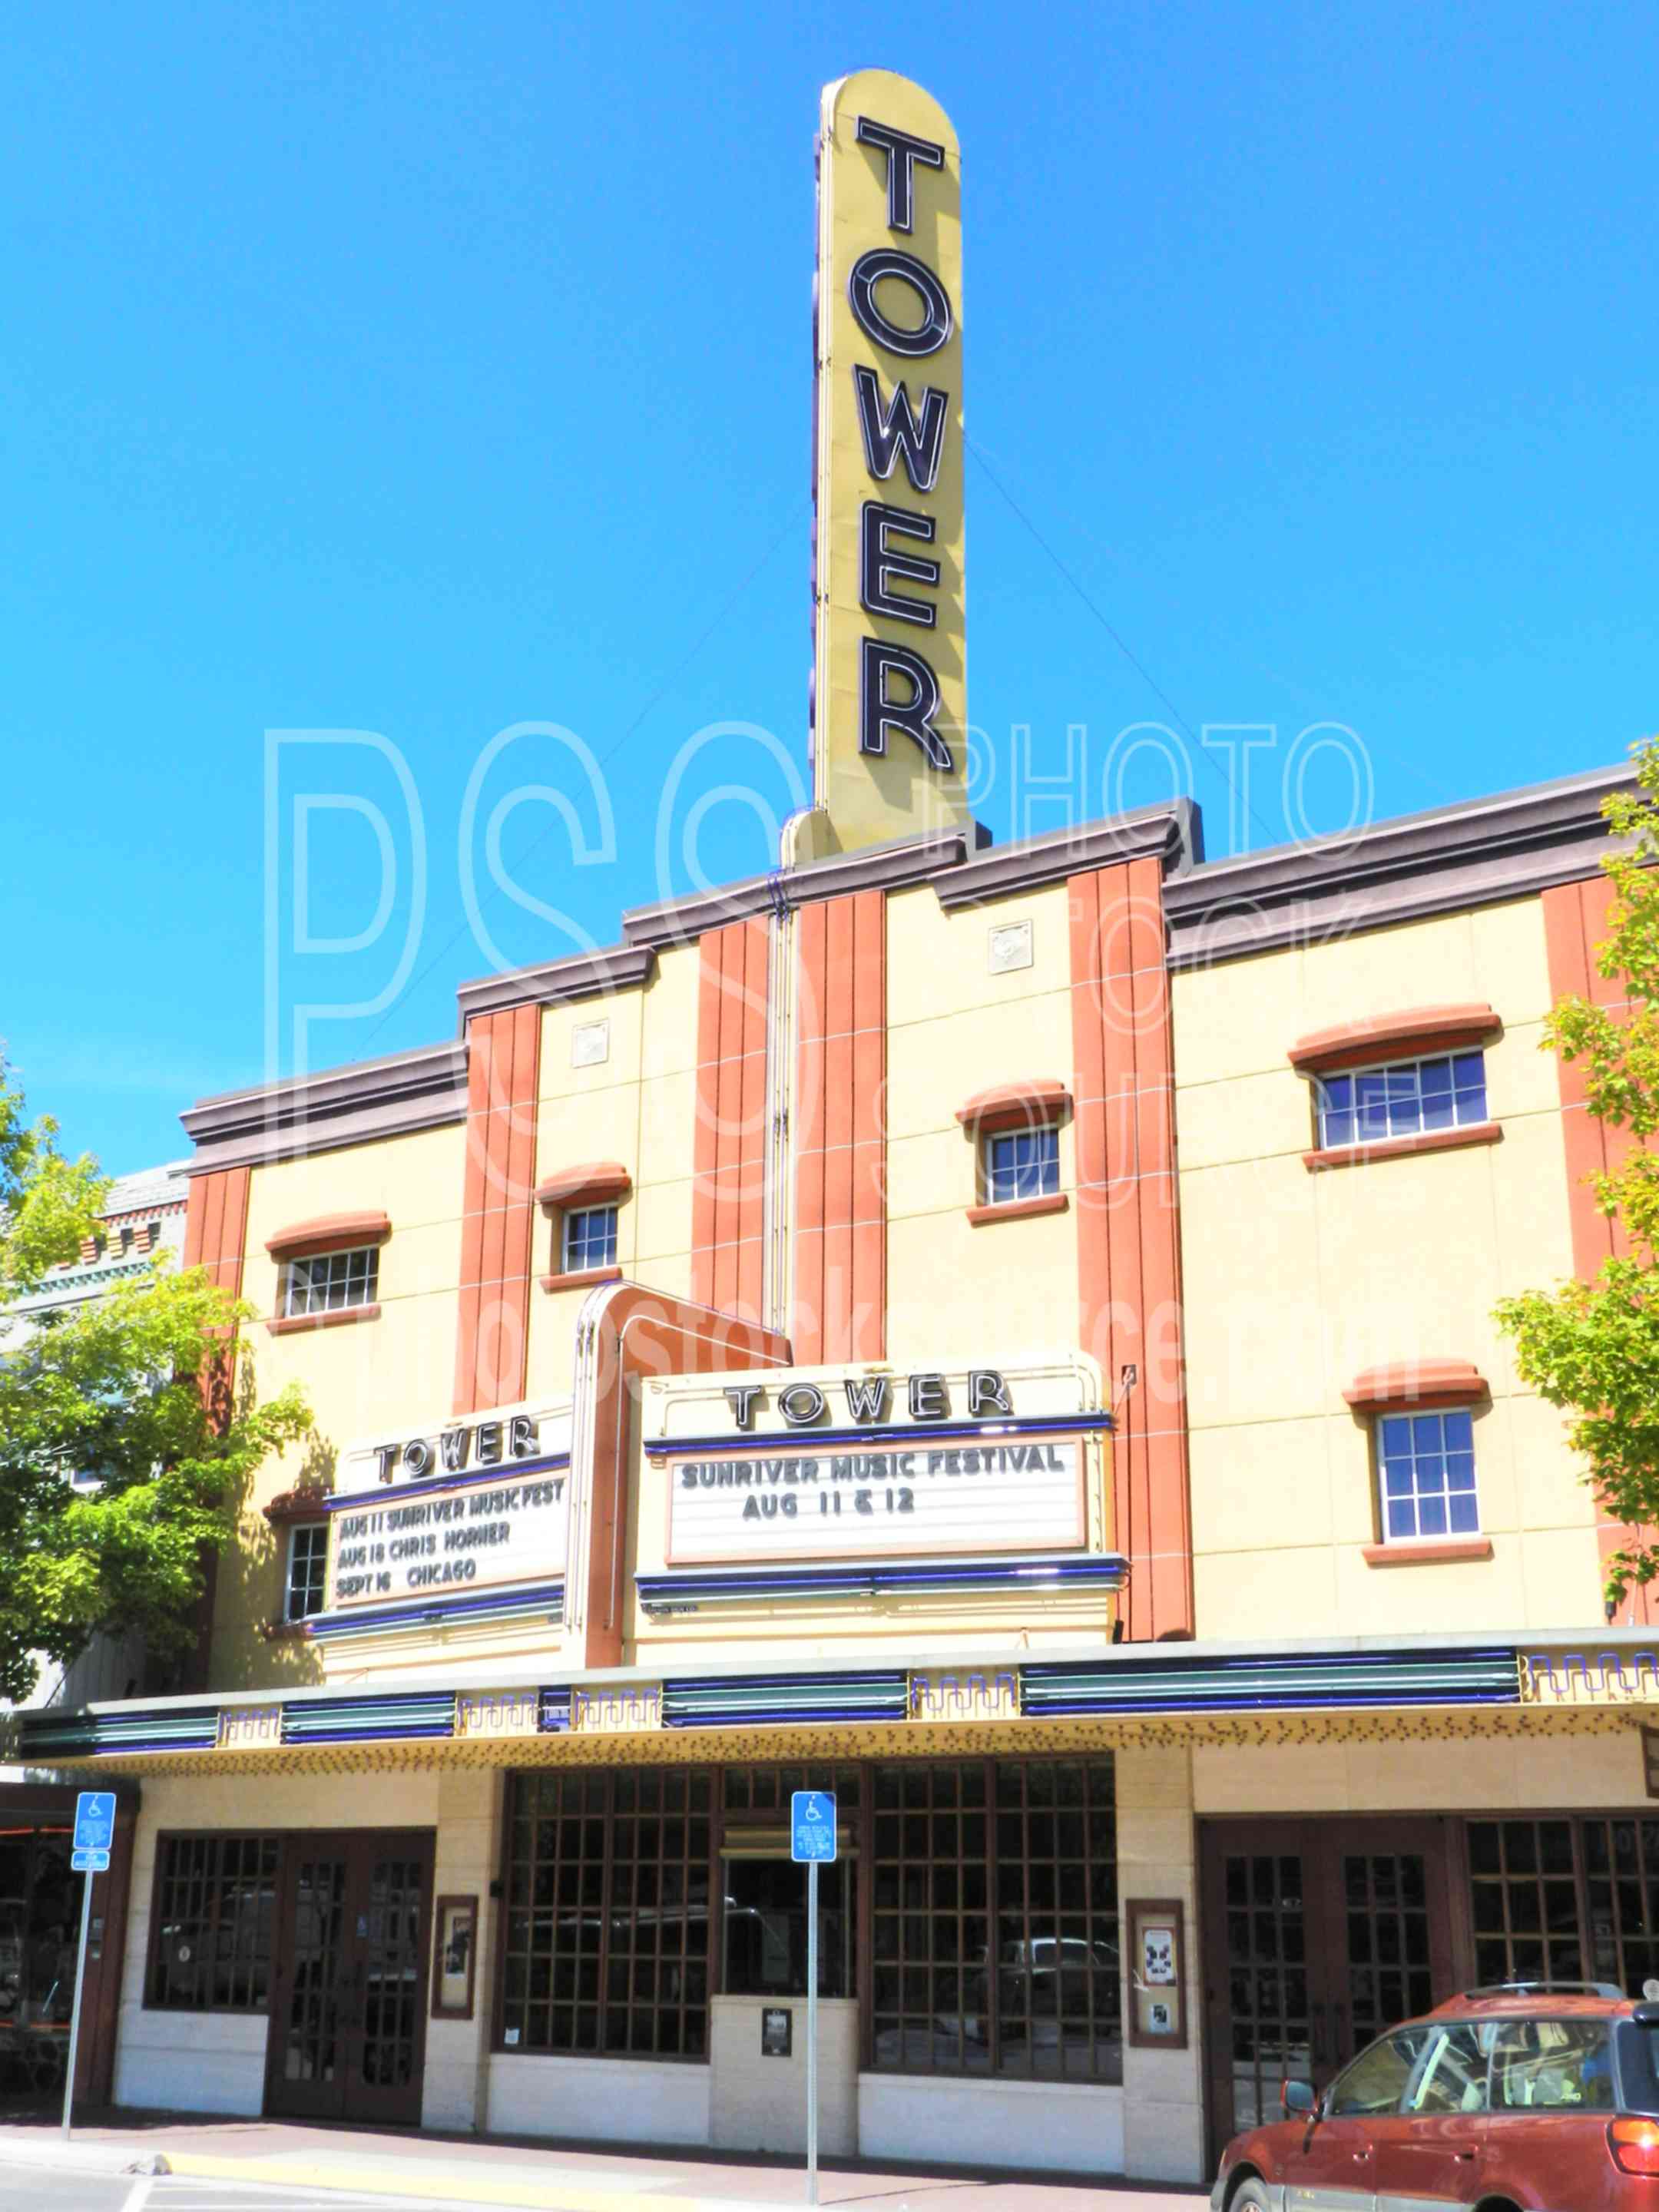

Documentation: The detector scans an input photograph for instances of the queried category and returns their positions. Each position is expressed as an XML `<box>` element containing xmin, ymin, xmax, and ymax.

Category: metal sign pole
<box><xmin>806</xmin><ymin>1854</ymin><xmax>819</xmax><ymax>2207</ymax></box>
<box><xmin>61</xmin><ymin>1868</ymin><xmax>94</xmax><ymax>2138</ymax></box>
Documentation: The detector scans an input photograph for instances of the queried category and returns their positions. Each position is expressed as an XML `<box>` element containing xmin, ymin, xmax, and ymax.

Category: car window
<box><xmin>1327</xmin><ymin>2028</ymin><xmax>1430</xmax><ymax>2117</ymax></box>
<box><xmin>1406</xmin><ymin>2023</ymin><xmax>1488</xmax><ymax>2114</ymax></box>
<box><xmin>1617</xmin><ymin>2020</ymin><xmax>1659</xmax><ymax>2116</ymax></box>
<box><xmin>1488</xmin><ymin>2018</ymin><xmax>1614</xmax><ymax>2111</ymax></box>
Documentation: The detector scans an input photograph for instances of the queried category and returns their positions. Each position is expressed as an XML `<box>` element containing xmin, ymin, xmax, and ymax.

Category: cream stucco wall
<box><xmin>883</xmin><ymin>881</ymin><xmax>1080</xmax><ymax>1359</ymax></box>
<box><xmin>1172</xmin><ymin>894</ymin><xmax>1597</xmax><ymax>1641</ymax></box>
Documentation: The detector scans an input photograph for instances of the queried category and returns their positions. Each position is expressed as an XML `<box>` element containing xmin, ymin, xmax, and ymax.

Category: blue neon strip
<box><xmin>647</xmin><ymin>1413</ymin><xmax>1111</xmax><ymax>1458</ymax></box>
<box><xmin>21</xmin><ymin>1708</ymin><xmax>220</xmax><ymax>1759</ymax></box>
<box><xmin>304</xmin><ymin>1579</ymin><xmax>565</xmax><ymax>1640</ymax></box>
<box><xmin>282</xmin><ymin>1690</ymin><xmax>457</xmax><ymax>1744</ymax></box>
<box><xmin>662</xmin><ymin>1670</ymin><xmax>909</xmax><ymax>1728</ymax></box>
<box><xmin>637</xmin><ymin>1555</ymin><xmax>1127</xmax><ymax>1606</ymax></box>
<box><xmin>539</xmin><ymin>1687</ymin><xmax>573</xmax><ymax>1733</ymax></box>
<box><xmin>324</xmin><ymin>1453</ymin><xmax>572</xmax><ymax>1512</ymax></box>
<box><xmin>1020</xmin><ymin>1647</ymin><xmax>1519</xmax><ymax>1716</ymax></box>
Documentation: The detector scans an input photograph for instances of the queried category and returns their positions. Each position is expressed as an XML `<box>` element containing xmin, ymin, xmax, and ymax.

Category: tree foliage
<box><xmin>0</xmin><ymin>1058</ymin><xmax>306</xmax><ymax>1704</ymax></box>
<box><xmin>1495</xmin><ymin>739</ymin><xmax>1659</xmax><ymax>1606</ymax></box>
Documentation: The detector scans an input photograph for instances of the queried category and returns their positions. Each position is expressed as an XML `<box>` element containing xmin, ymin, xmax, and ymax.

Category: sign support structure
<box><xmin>790</xmin><ymin>1790</ymin><xmax>837</xmax><ymax>2204</ymax></box>
<box><xmin>62</xmin><ymin>1790</ymin><xmax>115</xmax><ymax>2136</ymax></box>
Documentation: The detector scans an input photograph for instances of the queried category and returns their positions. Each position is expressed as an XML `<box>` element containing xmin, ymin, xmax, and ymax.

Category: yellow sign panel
<box><xmin>813</xmin><ymin>71</ymin><xmax>971</xmax><ymax>852</ymax></box>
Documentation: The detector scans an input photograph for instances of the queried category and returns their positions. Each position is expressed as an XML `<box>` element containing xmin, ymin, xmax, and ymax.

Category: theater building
<box><xmin>18</xmin><ymin>71</ymin><xmax>1659</xmax><ymax>2188</ymax></box>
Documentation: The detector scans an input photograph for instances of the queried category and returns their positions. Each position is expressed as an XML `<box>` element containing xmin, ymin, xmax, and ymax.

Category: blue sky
<box><xmin>5</xmin><ymin>2</ymin><xmax>1656</xmax><ymax>1171</ymax></box>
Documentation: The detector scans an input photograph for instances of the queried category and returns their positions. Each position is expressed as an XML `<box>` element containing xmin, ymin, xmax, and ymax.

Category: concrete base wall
<box><xmin>113</xmin><ymin>2007</ymin><xmax>268</xmax><ymax>2116</ymax></box>
<box><xmin>487</xmin><ymin>2052</ymin><xmax>711</xmax><ymax>2144</ymax></box>
<box><xmin>710</xmin><ymin>1995</ymin><xmax>857</xmax><ymax>2154</ymax></box>
<box><xmin>858</xmin><ymin>2072</ymin><xmax>1125</xmax><ymax>2173</ymax></box>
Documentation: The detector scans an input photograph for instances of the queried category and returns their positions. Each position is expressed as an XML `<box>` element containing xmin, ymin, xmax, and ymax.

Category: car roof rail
<box><xmin>1460</xmin><ymin>1979</ymin><xmax>1626</xmax><ymax>2001</ymax></box>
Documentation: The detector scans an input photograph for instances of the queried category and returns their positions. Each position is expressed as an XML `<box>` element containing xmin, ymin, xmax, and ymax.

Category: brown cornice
<box><xmin>621</xmin><ymin>826</ymin><xmax>978</xmax><ymax>949</ymax></box>
<box><xmin>1165</xmin><ymin>763</ymin><xmax>1634</xmax><ymax>969</ymax></box>
<box><xmin>1344</xmin><ymin>1359</ymin><xmax>1488</xmax><ymax>1410</ymax></box>
<box><xmin>1290</xmin><ymin>1004</ymin><xmax>1500</xmax><ymax>1075</ymax></box>
<box><xmin>535</xmin><ymin>1164</ymin><xmax>633</xmax><ymax>1208</ymax></box>
<box><xmin>955</xmin><ymin>1079</ymin><xmax>1073</xmax><ymax>1134</ymax></box>
<box><xmin>181</xmin><ymin>1041</ymin><xmax>469</xmax><ymax>1177</ymax></box>
<box><xmin>267</xmin><ymin>1210</ymin><xmax>391</xmax><ymax>1260</ymax></box>
<box><xmin>453</xmin><ymin>942</ymin><xmax>656</xmax><ymax>1028</ymax></box>
<box><xmin>934</xmin><ymin>801</ymin><xmax>1200</xmax><ymax>912</ymax></box>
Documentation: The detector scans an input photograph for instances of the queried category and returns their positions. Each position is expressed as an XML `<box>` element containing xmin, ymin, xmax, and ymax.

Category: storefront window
<box><xmin>724</xmin><ymin>1859</ymin><xmax>855</xmax><ymax>1998</ymax></box>
<box><xmin>870</xmin><ymin>1757</ymin><xmax>1120</xmax><ymax>2081</ymax></box>
<box><xmin>147</xmin><ymin>1833</ymin><xmax>280</xmax><ymax>2011</ymax></box>
<box><xmin>0</xmin><ymin>1824</ymin><xmax>81</xmax><ymax>2029</ymax></box>
<box><xmin>502</xmin><ymin>1770</ymin><xmax>712</xmax><ymax>2058</ymax></box>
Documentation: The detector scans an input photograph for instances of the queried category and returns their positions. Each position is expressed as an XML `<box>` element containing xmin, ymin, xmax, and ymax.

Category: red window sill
<box><xmin>965</xmin><ymin>1193</ymin><xmax>1070</xmax><ymax>1227</ymax></box>
<box><xmin>1304</xmin><ymin>1121</ymin><xmax>1502</xmax><ymax>1173</ymax></box>
<box><xmin>260</xmin><ymin>1618</ymin><xmax>312</xmax><ymax>1641</ymax></box>
<box><xmin>1362</xmin><ymin>1538</ymin><xmax>1493</xmax><ymax>1568</ymax></box>
<box><xmin>540</xmin><ymin>1265</ymin><xmax>622</xmax><ymax>1293</ymax></box>
<box><xmin>266</xmin><ymin>1303</ymin><xmax>381</xmax><ymax>1336</ymax></box>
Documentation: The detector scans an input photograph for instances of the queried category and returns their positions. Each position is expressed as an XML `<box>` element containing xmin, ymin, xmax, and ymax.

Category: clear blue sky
<box><xmin>5</xmin><ymin>2</ymin><xmax>1656</xmax><ymax>1172</ymax></box>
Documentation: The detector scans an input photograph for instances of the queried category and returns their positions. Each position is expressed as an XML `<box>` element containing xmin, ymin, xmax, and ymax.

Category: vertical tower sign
<box><xmin>813</xmin><ymin>71</ymin><xmax>971</xmax><ymax>853</ymax></box>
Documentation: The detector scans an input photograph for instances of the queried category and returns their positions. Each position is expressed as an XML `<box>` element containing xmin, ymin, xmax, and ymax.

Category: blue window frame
<box><xmin>563</xmin><ymin>1204</ymin><xmax>618</xmax><ymax>1273</ymax></box>
<box><xmin>1316</xmin><ymin>1051</ymin><xmax>1488</xmax><ymax>1150</ymax></box>
<box><xmin>985</xmin><ymin>1125</ymin><xmax>1059</xmax><ymax>1205</ymax></box>
<box><xmin>1377</xmin><ymin>1409</ymin><xmax>1479</xmax><ymax>1541</ymax></box>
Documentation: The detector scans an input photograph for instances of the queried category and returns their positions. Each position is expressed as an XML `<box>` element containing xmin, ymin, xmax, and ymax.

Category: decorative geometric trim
<box><xmin>1289</xmin><ymin>1005</ymin><xmax>1499</xmax><ymax>1075</ymax></box>
<box><xmin>662</xmin><ymin>1669</ymin><xmax>911</xmax><ymax>1729</ymax></box>
<box><xmin>1344</xmin><ymin>1360</ymin><xmax>1488</xmax><ymax>1410</ymax></box>
<box><xmin>302</xmin><ymin>1579</ymin><xmax>565</xmax><ymax>1641</ymax></box>
<box><xmin>965</xmin><ymin>1193</ymin><xmax>1070</xmax><ymax>1227</ymax></box>
<box><xmin>1020</xmin><ymin>1645</ymin><xmax>1518</xmax><ymax>1716</ymax></box>
<box><xmin>638</xmin><ymin>1553</ymin><xmax>1128</xmax><ymax>1612</ymax></box>
<box><xmin>265</xmin><ymin>1210</ymin><xmax>391</xmax><ymax>1260</ymax></box>
<box><xmin>1363</xmin><ymin>1539</ymin><xmax>1494</xmax><ymax>1568</ymax></box>
<box><xmin>535</xmin><ymin>1164</ymin><xmax>632</xmax><ymax>1208</ymax></box>
<box><xmin>266</xmin><ymin>1303</ymin><xmax>381</xmax><ymax>1336</ymax></box>
<box><xmin>955</xmin><ymin>1080</ymin><xmax>1072</xmax><ymax>1134</ymax></box>
<box><xmin>1304</xmin><ymin>1121</ymin><xmax>1502</xmax><ymax>1173</ymax></box>
<box><xmin>645</xmin><ymin>1412</ymin><xmax>1112</xmax><ymax>1459</ymax></box>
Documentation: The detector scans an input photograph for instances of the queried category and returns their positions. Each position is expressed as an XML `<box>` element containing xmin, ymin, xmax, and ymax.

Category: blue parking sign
<box><xmin>72</xmin><ymin>1791</ymin><xmax>116</xmax><ymax>1856</ymax></box>
<box><xmin>790</xmin><ymin>1790</ymin><xmax>836</xmax><ymax>1862</ymax></box>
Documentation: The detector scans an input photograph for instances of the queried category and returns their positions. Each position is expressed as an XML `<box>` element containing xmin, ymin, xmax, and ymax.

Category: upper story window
<box><xmin>985</xmin><ymin>1126</ymin><xmax>1059</xmax><ymax>1207</ymax></box>
<box><xmin>285</xmin><ymin>1522</ymin><xmax>329</xmax><ymax>1621</ymax></box>
<box><xmin>1316</xmin><ymin>1051</ymin><xmax>1487</xmax><ymax>1151</ymax></box>
<box><xmin>1377</xmin><ymin>1408</ymin><xmax>1479</xmax><ymax>1543</ymax></box>
<box><xmin>282</xmin><ymin>1243</ymin><xmax>379</xmax><ymax>1319</ymax></box>
<box><xmin>562</xmin><ymin>1204</ymin><xmax>618</xmax><ymax>1274</ymax></box>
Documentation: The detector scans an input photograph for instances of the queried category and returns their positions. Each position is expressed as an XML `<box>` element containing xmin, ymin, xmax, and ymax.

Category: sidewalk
<box><xmin>1</xmin><ymin>2113</ymin><xmax>1208</xmax><ymax>2210</ymax></box>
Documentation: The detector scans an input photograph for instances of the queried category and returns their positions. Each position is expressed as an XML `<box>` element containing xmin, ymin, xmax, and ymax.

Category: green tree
<box><xmin>1496</xmin><ymin>738</ymin><xmax>1659</xmax><ymax>1608</ymax></box>
<box><xmin>0</xmin><ymin>1058</ymin><xmax>307</xmax><ymax>1704</ymax></box>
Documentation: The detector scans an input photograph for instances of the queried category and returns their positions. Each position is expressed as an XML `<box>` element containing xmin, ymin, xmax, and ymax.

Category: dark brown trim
<box><xmin>265</xmin><ymin>1210</ymin><xmax>391</xmax><ymax>1260</ymax></box>
<box><xmin>1290</xmin><ymin>1004</ymin><xmax>1500</xmax><ymax>1075</ymax></box>
<box><xmin>430</xmin><ymin>1894</ymin><xmax>478</xmax><ymax>2022</ymax></box>
<box><xmin>455</xmin><ymin>943</ymin><xmax>655</xmax><ymax>1028</ymax></box>
<box><xmin>935</xmin><ymin>802</ymin><xmax>1198</xmax><ymax>911</ymax></box>
<box><xmin>265</xmin><ymin>1302</ymin><xmax>381</xmax><ymax>1336</ymax></box>
<box><xmin>1304</xmin><ymin>1121</ymin><xmax>1503</xmax><ymax>1172</ymax></box>
<box><xmin>1361</xmin><ymin>1538</ymin><xmax>1494</xmax><ymax>1567</ymax></box>
<box><xmin>955</xmin><ymin>1080</ymin><xmax>1071</xmax><ymax>1133</ymax></box>
<box><xmin>965</xmin><ymin>1192</ymin><xmax>1071</xmax><ymax>1227</ymax></box>
<box><xmin>624</xmin><ymin>826</ymin><xmax>976</xmax><ymax>949</ymax></box>
<box><xmin>261</xmin><ymin>1488</ymin><xmax>331</xmax><ymax>1525</ymax></box>
<box><xmin>184</xmin><ymin>1041</ymin><xmax>469</xmax><ymax>1176</ymax></box>
<box><xmin>539</xmin><ymin>1265</ymin><xmax>623</xmax><ymax>1293</ymax></box>
<box><xmin>1167</xmin><ymin>763</ymin><xmax>1633</xmax><ymax>969</ymax></box>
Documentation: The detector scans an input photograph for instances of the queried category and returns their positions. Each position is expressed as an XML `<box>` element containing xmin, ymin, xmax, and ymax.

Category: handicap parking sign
<box><xmin>72</xmin><ymin>1790</ymin><xmax>116</xmax><ymax>1871</ymax></box>
<box><xmin>790</xmin><ymin>1790</ymin><xmax>836</xmax><ymax>1862</ymax></box>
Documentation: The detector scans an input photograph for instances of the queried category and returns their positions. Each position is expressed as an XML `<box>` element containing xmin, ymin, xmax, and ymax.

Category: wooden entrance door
<box><xmin>267</xmin><ymin>1830</ymin><xmax>435</xmax><ymax>2126</ymax></box>
<box><xmin>1199</xmin><ymin>1818</ymin><xmax>1455</xmax><ymax>2157</ymax></box>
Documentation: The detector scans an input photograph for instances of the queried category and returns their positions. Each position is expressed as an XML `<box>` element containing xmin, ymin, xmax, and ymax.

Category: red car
<box><xmin>1210</xmin><ymin>1982</ymin><xmax>1659</xmax><ymax>2210</ymax></box>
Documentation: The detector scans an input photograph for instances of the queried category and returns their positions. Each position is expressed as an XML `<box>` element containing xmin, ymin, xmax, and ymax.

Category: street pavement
<box><xmin>0</xmin><ymin>2120</ymin><xmax>1210</xmax><ymax>2212</ymax></box>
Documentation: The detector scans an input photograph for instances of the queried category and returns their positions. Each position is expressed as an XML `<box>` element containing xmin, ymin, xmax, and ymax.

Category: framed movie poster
<box><xmin>431</xmin><ymin>1893</ymin><xmax>478</xmax><ymax>2021</ymax></box>
<box><xmin>1127</xmin><ymin>1897</ymin><xmax>1187</xmax><ymax>2048</ymax></box>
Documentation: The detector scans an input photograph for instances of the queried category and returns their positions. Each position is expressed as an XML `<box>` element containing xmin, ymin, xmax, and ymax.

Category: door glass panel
<box><xmin>1344</xmin><ymin>1853</ymin><xmax>1435</xmax><ymax>2055</ymax></box>
<box><xmin>283</xmin><ymin>1856</ymin><xmax>346</xmax><ymax>2084</ymax></box>
<box><xmin>1465</xmin><ymin>1820</ymin><xmax>1584</xmax><ymax>1988</ymax></box>
<box><xmin>359</xmin><ymin>1855</ymin><xmax>425</xmax><ymax>2094</ymax></box>
<box><xmin>1488</xmin><ymin>2018</ymin><xmax>1614</xmax><ymax>2109</ymax></box>
<box><xmin>1328</xmin><ymin>2026</ymin><xmax>1430</xmax><ymax>2115</ymax></box>
<box><xmin>1224</xmin><ymin>1852</ymin><xmax>1310</xmax><ymax>2129</ymax></box>
<box><xmin>1406</xmin><ymin>2022</ymin><xmax>1488</xmax><ymax>2114</ymax></box>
